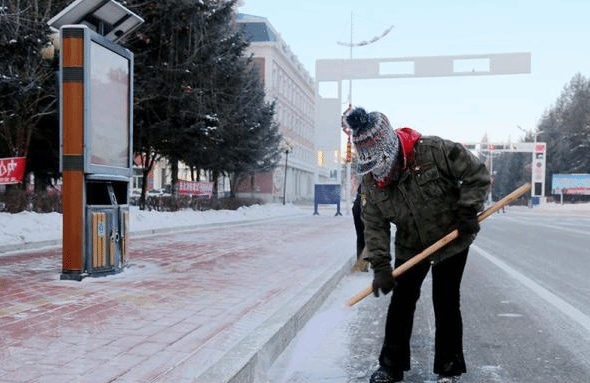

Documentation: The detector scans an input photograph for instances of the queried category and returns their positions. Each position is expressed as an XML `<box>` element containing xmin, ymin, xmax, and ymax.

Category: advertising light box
<box><xmin>552</xmin><ymin>174</ymin><xmax>590</xmax><ymax>195</ymax></box>
<box><xmin>89</xmin><ymin>40</ymin><xmax>130</xmax><ymax>170</ymax></box>
<box><xmin>59</xmin><ymin>25</ymin><xmax>134</xmax><ymax>178</ymax></box>
<box><xmin>85</xmin><ymin>30</ymin><xmax>133</xmax><ymax>176</ymax></box>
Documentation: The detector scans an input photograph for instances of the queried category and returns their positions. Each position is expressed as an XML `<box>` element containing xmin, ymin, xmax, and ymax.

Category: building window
<box><xmin>132</xmin><ymin>168</ymin><xmax>143</xmax><ymax>190</ymax></box>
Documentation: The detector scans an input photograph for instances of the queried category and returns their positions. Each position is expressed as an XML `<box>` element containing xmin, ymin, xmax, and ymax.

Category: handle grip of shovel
<box><xmin>346</xmin><ymin>183</ymin><xmax>531</xmax><ymax>307</ymax></box>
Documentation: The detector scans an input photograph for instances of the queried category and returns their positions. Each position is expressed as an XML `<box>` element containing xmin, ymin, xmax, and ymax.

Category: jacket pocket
<box><xmin>368</xmin><ymin>186</ymin><xmax>396</xmax><ymax>220</ymax></box>
<box><xmin>415</xmin><ymin>165</ymin><xmax>444</xmax><ymax>199</ymax></box>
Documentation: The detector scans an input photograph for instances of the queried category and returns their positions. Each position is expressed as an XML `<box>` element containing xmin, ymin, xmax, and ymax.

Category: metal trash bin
<box><xmin>84</xmin><ymin>180</ymin><xmax>129</xmax><ymax>276</ymax></box>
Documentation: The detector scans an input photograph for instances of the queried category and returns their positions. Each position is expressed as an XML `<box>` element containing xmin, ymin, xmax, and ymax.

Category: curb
<box><xmin>194</xmin><ymin>253</ymin><xmax>356</xmax><ymax>383</ymax></box>
<box><xmin>0</xmin><ymin>239</ymin><xmax>62</xmax><ymax>254</ymax></box>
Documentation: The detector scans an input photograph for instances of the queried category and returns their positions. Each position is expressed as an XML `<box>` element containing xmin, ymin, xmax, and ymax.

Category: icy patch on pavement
<box><xmin>259</xmin><ymin>273</ymin><xmax>369</xmax><ymax>383</ymax></box>
<box><xmin>276</xmin><ymin>306</ymin><xmax>352</xmax><ymax>382</ymax></box>
<box><xmin>479</xmin><ymin>365</ymin><xmax>504</xmax><ymax>382</ymax></box>
<box><xmin>82</xmin><ymin>260</ymin><xmax>164</xmax><ymax>283</ymax></box>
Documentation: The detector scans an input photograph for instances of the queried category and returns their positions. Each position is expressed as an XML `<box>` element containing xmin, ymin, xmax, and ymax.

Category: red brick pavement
<box><xmin>0</xmin><ymin>214</ymin><xmax>355</xmax><ymax>383</ymax></box>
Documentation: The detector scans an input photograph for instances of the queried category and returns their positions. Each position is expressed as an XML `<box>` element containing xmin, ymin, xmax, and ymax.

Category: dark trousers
<box><xmin>352</xmin><ymin>193</ymin><xmax>365</xmax><ymax>258</ymax></box>
<box><xmin>379</xmin><ymin>248</ymin><xmax>469</xmax><ymax>378</ymax></box>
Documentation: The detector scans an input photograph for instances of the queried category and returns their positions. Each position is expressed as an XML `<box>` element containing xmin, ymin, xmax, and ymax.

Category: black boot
<box><xmin>369</xmin><ymin>366</ymin><xmax>403</xmax><ymax>383</ymax></box>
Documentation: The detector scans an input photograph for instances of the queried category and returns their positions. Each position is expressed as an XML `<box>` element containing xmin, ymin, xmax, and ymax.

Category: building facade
<box><xmin>235</xmin><ymin>13</ymin><xmax>322</xmax><ymax>203</ymax></box>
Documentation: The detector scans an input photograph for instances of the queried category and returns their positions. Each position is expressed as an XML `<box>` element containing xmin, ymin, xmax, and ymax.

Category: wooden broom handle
<box><xmin>346</xmin><ymin>183</ymin><xmax>532</xmax><ymax>307</ymax></box>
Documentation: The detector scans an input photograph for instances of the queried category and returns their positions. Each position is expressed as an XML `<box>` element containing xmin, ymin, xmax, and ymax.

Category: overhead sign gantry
<box><xmin>463</xmin><ymin>141</ymin><xmax>547</xmax><ymax>198</ymax></box>
<box><xmin>315</xmin><ymin>52</ymin><xmax>532</xmax><ymax>208</ymax></box>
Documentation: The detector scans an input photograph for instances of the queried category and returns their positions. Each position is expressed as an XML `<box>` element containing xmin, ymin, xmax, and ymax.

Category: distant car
<box><xmin>147</xmin><ymin>189</ymin><xmax>163</xmax><ymax>197</ymax></box>
<box><xmin>147</xmin><ymin>189</ymin><xmax>172</xmax><ymax>198</ymax></box>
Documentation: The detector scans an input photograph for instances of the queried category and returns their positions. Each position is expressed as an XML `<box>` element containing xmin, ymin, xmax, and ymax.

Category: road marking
<box><xmin>472</xmin><ymin>244</ymin><xmax>590</xmax><ymax>334</ymax></box>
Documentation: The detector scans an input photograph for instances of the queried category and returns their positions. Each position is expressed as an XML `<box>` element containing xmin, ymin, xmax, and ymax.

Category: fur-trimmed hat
<box><xmin>346</xmin><ymin>107</ymin><xmax>400</xmax><ymax>179</ymax></box>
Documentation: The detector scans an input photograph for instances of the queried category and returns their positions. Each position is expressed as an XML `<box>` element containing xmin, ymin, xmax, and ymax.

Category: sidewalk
<box><xmin>0</xmin><ymin>208</ymin><xmax>356</xmax><ymax>383</ymax></box>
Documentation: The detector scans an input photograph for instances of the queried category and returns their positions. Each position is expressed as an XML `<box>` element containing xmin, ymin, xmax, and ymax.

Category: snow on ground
<box><xmin>0</xmin><ymin>201</ymin><xmax>588</xmax><ymax>251</ymax></box>
<box><xmin>0</xmin><ymin>203</ymin><xmax>306</xmax><ymax>249</ymax></box>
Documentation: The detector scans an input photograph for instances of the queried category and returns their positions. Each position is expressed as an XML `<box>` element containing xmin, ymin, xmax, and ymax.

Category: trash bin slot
<box><xmin>110</xmin><ymin>181</ymin><xmax>128</xmax><ymax>204</ymax></box>
<box><xmin>86</xmin><ymin>181</ymin><xmax>128</xmax><ymax>205</ymax></box>
<box><xmin>86</xmin><ymin>182</ymin><xmax>111</xmax><ymax>205</ymax></box>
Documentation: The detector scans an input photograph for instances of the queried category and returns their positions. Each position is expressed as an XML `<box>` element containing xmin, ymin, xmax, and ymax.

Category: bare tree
<box><xmin>0</xmin><ymin>0</ymin><xmax>60</xmax><ymax>158</ymax></box>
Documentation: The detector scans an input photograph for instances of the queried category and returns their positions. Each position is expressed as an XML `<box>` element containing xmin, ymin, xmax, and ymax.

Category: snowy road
<box><xmin>258</xmin><ymin>209</ymin><xmax>590</xmax><ymax>383</ymax></box>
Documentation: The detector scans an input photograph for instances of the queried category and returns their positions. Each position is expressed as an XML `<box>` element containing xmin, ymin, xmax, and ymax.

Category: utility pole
<box><xmin>337</xmin><ymin>13</ymin><xmax>394</xmax><ymax>216</ymax></box>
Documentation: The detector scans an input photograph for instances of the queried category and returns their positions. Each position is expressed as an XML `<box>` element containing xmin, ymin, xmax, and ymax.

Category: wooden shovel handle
<box><xmin>346</xmin><ymin>183</ymin><xmax>531</xmax><ymax>307</ymax></box>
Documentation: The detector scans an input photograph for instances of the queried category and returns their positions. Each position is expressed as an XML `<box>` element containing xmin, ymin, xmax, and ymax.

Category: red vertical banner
<box><xmin>0</xmin><ymin>157</ymin><xmax>26</xmax><ymax>184</ymax></box>
<box><xmin>345</xmin><ymin>137</ymin><xmax>352</xmax><ymax>163</ymax></box>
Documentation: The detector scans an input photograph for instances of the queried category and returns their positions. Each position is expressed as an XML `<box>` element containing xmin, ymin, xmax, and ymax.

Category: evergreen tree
<box><xmin>491</xmin><ymin>73</ymin><xmax>590</xmax><ymax>200</ymax></box>
<box><xmin>491</xmin><ymin>151</ymin><xmax>529</xmax><ymax>202</ymax></box>
<box><xmin>126</xmin><ymin>0</ymin><xmax>281</xmax><ymax>200</ymax></box>
<box><xmin>204</xmin><ymin>15</ymin><xmax>282</xmax><ymax>197</ymax></box>
<box><xmin>537</xmin><ymin>73</ymin><xmax>590</xmax><ymax>196</ymax></box>
<box><xmin>126</xmin><ymin>0</ymin><xmax>228</xmax><ymax>203</ymax></box>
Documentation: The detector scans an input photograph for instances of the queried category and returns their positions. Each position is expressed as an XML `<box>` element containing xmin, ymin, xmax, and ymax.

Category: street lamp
<box><xmin>282</xmin><ymin>139</ymin><xmax>293</xmax><ymax>205</ymax></box>
<box><xmin>336</xmin><ymin>13</ymin><xmax>394</xmax><ymax>216</ymax></box>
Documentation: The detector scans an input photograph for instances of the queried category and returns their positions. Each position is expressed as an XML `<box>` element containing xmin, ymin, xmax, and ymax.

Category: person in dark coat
<box><xmin>352</xmin><ymin>185</ymin><xmax>365</xmax><ymax>259</ymax></box>
<box><xmin>346</xmin><ymin>107</ymin><xmax>490</xmax><ymax>383</ymax></box>
<box><xmin>352</xmin><ymin>184</ymin><xmax>369</xmax><ymax>272</ymax></box>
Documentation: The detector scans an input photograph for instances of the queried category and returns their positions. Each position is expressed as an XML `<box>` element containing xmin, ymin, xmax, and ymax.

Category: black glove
<box><xmin>372</xmin><ymin>269</ymin><xmax>396</xmax><ymax>297</ymax></box>
<box><xmin>457</xmin><ymin>206</ymin><xmax>480</xmax><ymax>236</ymax></box>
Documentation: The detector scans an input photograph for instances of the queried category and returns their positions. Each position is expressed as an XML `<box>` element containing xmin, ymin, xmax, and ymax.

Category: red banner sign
<box><xmin>177</xmin><ymin>180</ymin><xmax>214</xmax><ymax>197</ymax></box>
<box><xmin>0</xmin><ymin>157</ymin><xmax>26</xmax><ymax>184</ymax></box>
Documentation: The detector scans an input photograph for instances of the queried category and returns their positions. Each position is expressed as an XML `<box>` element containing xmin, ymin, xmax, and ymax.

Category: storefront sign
<box><xmin>0</xmin><ymin>157</ymin><xmax>26</xmax><ymax>184</ymax></box>
<box><xmin>177</xmin><ymin>180</ymin><xmax>214</xmax><ymax>197</ymax></box>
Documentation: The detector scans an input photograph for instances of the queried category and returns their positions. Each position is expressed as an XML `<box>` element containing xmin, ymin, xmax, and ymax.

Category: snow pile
<box><xmin>130</xmin><ymin>203</ymin><xmax>304</xmax><ymax>231</ymax></box>
<box><xmin>0</xmin><ymin>204</ymin><xmax>305</xmax><ymax>249</ymax></box>
<box><xmin>0</xmin><ymin>211</ymin><xmax>64</xmax><ymax>244</ymax></box>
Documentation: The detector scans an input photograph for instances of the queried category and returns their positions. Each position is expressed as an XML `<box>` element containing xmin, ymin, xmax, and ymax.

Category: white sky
<box><xmin>237</xmin><ymin>0</ymin><xmax>589</xmax><ymax>144</ymax></box>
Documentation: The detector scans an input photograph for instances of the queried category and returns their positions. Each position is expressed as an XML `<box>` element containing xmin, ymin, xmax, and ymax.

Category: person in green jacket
<box><xmin>345</xmin><ymin>107</ymin><xmax>491</xmax><ymax>383</ymax></box>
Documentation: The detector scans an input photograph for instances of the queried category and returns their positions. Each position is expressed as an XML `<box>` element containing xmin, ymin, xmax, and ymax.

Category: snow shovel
<box><xmin>346</xmin><ymin>183</ymin><xmax>532</xmax><ymax>307</ymax></box>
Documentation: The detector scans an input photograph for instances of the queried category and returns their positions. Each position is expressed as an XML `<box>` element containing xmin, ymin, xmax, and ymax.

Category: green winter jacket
<box><xmin>360</xmin><ymin>128</ymin><xmax>491</xmax><ymax>271</ymax></box>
